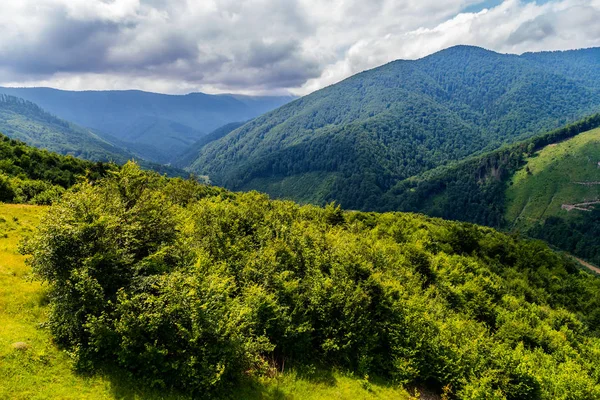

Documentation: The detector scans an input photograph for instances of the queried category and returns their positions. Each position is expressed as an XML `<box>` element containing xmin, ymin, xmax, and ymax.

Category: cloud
<box><xmin>0</xmin><ymin>0</ymin><xmax>598</xmax><ymax>95</ymax></box>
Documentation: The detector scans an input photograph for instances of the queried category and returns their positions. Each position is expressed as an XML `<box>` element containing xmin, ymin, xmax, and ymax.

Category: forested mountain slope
<box><xmin>0</xmin><ymin>94</ymin><xmax>135</xmax><ymax>163</ymax></box>
<box><xmin>188</xmin><ymin>46</ymin><xmax>600</xmax><ymax>209</ymax></box>
<box><xmin>385</xmin><ymin>114</ymin><xmax>600</xmax><ymax>266</ymax></box>
<box><xmin>0</xmin><ymin>87</ymin><xmax>293</xmax><ymax>164</ymax></box>
<box><xmin>173</xmin><ymin>121</ymin><xmax>246</xmax><ymax>169</ymax></box>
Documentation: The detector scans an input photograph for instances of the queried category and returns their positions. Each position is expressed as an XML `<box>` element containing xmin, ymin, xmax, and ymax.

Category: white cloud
<box><xmin>0</xmin><ymin>0</ymin><xmax>597</xmax><ymax>95</ymax></box>
<box><xmin>296</xmin><ymin>0</ymin><xmax>600</xmax><ymax>94</ymax></box>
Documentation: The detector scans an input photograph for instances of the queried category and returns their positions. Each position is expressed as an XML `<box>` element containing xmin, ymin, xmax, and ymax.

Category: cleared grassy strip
<box><xmin>506</xmin><ymin>127</ymin><xmax>600</xmax><ymax>228</ymax></box>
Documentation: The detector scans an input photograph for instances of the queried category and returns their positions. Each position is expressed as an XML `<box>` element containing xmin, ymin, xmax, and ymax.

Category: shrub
<box><xmin>23</xmin><ymin>162</ymin><xmax>600</xmax><ymax>397</ymax></box>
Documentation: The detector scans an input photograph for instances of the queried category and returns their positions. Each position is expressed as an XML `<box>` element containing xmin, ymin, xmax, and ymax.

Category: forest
<box><xmin>384</xmin><ymin>114</ymin><xmax>600</xmax><ymax>266</ymax></box>
<box><xmin>0</xmin><ymin>133</ymin><xmax>110</xmax><ymax>204</ymax></box>
<box><xmin>20</xmin><ymin>161</ymin><xmax>600</xmax><ymax>399</ymax></box>
<box><xmin>0</xmin><ymin>94</ymin><xmax>134</xmax><ymax>163</ymax></box>
<box><xmin>188</xmin><ymin>46</ymin><xmax>600</xmax><ymax>210</ymax></box>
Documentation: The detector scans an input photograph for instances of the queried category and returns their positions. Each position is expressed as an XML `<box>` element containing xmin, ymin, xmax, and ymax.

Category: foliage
<box><xmin>0</xmin><ymin>94</ymin><xmax>136</xmax><ymax>163</ymax></box>
<box><xmin>385</xmin><ymin>115</ymin><xmax>600</xmax><ymax>265</ymax></box>
<box><xmin>23</xmin><ymin>162</ymin><xmax>600</xmax><ymax>398</ymax></box>
<box><xmin>0</xmin><ymin>133</ymin><xmax>111</xmax><ymax>204</ymax></box>
<box><xmin>174</xmin><ymin>121</ymin><xmax>246</xmax><ymax>169</ymax></box>
<box><xmin>529</xmin><ymin>210</ymin><xmax>600</xmax><ymax>266</ymax></box>
<box><xmin>385</xmin><ymin>114</ymin><xmax>600</xmax><ymax>224</ymax></box>
<box><xmin>188</xmin><ymin>46</ymin><xmax>600</xmax><ymax>210</ymax></box>
<box><xmin>0</xmin><ymin>203</ymin><xmax>410</xmax><ymax>400</ymax></box>
<box><xmin>0</xmin><ymin>94</ymin><xmax>191</xmax><ymax>178</ymax></box>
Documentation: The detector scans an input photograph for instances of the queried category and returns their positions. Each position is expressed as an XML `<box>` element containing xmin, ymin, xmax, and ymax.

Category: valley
<box><xmin>0</xmin><ymin>32</ymin><xmax>600</xmax><ymax>399</ymax></box>
<box><xmin>0</xmin><ymin>88</ymin><xmax>293</xmax><ymax>165</ymax></box>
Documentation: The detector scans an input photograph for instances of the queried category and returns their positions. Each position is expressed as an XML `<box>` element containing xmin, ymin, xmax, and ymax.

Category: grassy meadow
<box><xmin>0</xmin><ymin>203</ymin><xmax>410</xmax><ymax>400</ymax></box>
<box><xmin>506</xmin><ymin>126</ymin><xmax>600</xmax><ymax>229</ymax></box>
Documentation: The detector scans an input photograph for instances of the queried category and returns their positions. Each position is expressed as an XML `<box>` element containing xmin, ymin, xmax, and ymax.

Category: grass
<box><xmin>505</xmin><ymin>126</ymin><xmax>600</xmax><ymax>229</ymax></box>
<box><xmin>0</xmin><ymin>203</ymin><xmax>410</xmax><ymax>400</ymax></box>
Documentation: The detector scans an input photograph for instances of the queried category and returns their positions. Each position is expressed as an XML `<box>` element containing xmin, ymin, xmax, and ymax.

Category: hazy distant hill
<box><xmin>187</xmin><ymin>46</ymin><xmax>600</xmax><ymax>210</ymax></box>
<box><xmin>0</xmin><ymin>87</ymin><xmax>294</xmax><ymax>164</ymax></box>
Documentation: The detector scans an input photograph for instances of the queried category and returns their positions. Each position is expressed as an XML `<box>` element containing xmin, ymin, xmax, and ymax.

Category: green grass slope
<box><xmin>0</xmin><ymin>203</ymin><xmax>412</xmax><ymax>400</ymax></box>
<box><xmin>381</xmin><ymin>114</ymin><xmax>600</xmax><ymax>266</ymax></box>
<box><xmin>506</xmin><ymin>126</ymin><xmax>600</xmax><ymax>228</ymax></box>
<box><xmin>188</xmin><ymin>46</ymin><xmax>600</xmax><ymax>210</ymax></box>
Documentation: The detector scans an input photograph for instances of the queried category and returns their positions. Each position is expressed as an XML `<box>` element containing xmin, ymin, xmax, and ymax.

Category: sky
<box><xmin>0</xmin><ymin>0</ymin><xmax>598</xmax><ymax>96</ymax></box>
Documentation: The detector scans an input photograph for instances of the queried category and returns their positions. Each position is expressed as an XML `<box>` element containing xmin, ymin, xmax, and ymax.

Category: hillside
<box><xmin>384</xmin><ymin>114</ymin><xmax>600</xmax><ymax>266</ymax></box>
<box><xmin>506</xmin><ymin>127</ymin><xmax>600</xmax><ymax>265</ymax></box>
<box><xmin>0</xmin><ymin>132</ymin><xmax>111</xmax><ymax>204</ymax></box>
<box><xmin>174</xmin><ymin>121</ymin><xmax>246</xmax><ymax>169</ymax></box>
<box><xmin>506</xmin><ymin>127</ymin><xmax>600</xmax><ymax>227</ymax></box>
<box><xmin>0</xmin><ymin>94</ymin><xmax>135</xmax><ymax>163</ymax></box>
<box><xmin>187</xmin><ymin>46</ymin><xmax>600</xmax><ymax>210</ymax></box>
<box><xmin>0</xmin><ymin>204</ymin><xmax>410</xmax><ymax>400</ymax></box>
<box><xmin>0</xmin><ymin>88</ymin><xmax>293</xmax><ymax>164</ymax></box>
<box><xmin>12</xmin><ymin>161</ymin><xmax>600</xmax><ymax>399</ymax></box>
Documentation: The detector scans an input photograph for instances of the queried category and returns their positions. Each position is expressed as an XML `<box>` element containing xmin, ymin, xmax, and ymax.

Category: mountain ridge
<box><xmin>187</xmin><ymin>45</ymin><xmax>600</xmax><ymax>209</ymax></box>
<box><xmin>0</xmin><ymin>86</ymin><xmax>294</xmax><ymax>164</ymax></box>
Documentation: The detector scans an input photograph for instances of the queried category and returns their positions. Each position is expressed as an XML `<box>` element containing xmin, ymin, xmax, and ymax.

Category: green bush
<box><xmin>23</xmin><ymin>162</ymin><xmax>600</xmax><ymax>398</ymax></box>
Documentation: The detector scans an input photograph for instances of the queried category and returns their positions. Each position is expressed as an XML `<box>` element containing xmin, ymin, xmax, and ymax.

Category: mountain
<box><xmin>0</xmin><ymin>87</ymin><xmax>294</xmax><ymax>164</ymax></box>
<box><xmin>0</xmin><ymin>93</ymin><xmax>189</xmax><ymax>178</ymax></box>
<box><xmin>0</xmin><ymin>94</ymin><xmax>136</xmax><ymax>163</ymax></box>
<box><xmin>385</xmin><ymin>114</ymin><xmax>600</xmax><ymax>265</ymax></box>
<box><xmin>173</xmin><ymin>121</ymin><xmax>246</xmax><ymax>169</ymax></box>
<box><xmin>187</xmin><ymin>46</ymin><xmax>600</xmax><ymax>210</ymax></box>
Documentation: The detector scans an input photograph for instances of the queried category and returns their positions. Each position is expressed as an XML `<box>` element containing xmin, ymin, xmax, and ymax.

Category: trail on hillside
<box><xmin>561</xmin><ymin>200</ymin><xmax>600</xmax><ymax>212</ymax></box>
<box><xmin>572</xmin><ymin>256</ymin><xmax>600</xmax><ymax>275</ymax></box>
<box><xmin>562</xmin><ymin>181</ymin><xmax>600</xmax><ymax>211</ymax></box>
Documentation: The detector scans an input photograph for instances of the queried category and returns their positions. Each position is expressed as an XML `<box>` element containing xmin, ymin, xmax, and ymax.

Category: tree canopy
<box><xmin>23</xmin><ymin>162</ymin><xmax>600</xmax><ymax>398</ymax></box>
<box><xmin>188</xmin><ymin>46</ymin><xmax>600</xmax><ymax>210</ymax></box>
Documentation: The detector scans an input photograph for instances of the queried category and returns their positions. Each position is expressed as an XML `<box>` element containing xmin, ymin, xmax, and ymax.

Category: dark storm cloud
<box><xmin>8</xmin><ymin>20</ymin><xmax>118</xmax><ymax>75</ymax></box>
<box><xmin>244</xmin><ymin>40</ymin><xmax>302</xmax><ymax>68</ymax></box>
<box><xmin>0</xmin><ymin>0</ymin><xmax>327</xmax><ymax>92</ymax></box>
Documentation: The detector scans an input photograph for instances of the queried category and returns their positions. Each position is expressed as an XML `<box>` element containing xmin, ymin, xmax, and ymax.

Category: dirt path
<box><xmin>572</xmin><ymin>256</ymin><xmax>600</xmax><ymax>275</ymax></box>
<box><xmin>561</xmin><ymin>200</ymin><xmax>600</xmax><ymax>212</ymax></box>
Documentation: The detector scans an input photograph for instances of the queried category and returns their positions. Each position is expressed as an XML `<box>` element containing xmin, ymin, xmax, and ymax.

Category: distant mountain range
<box><xmin>186</xmin><ymin>45</ymin><xmax>600</xmax><ymax>210</ymax></box>
<box><xmin>0</xmin><ymin>94</ymin><xmax>187</xmax><ymax>176</ymax></box>
<box><xmin>0</xmin><ymin>87</ymin><xmax>294</xmax><ymax>164</ymax></box>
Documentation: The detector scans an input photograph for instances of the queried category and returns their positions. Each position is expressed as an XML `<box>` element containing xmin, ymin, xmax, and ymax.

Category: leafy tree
<box><xmin>23</xmin><ymin>162</ymin><xmax>600</xmax><ymax>398</ymax></box>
